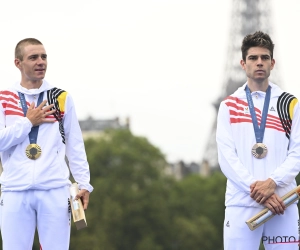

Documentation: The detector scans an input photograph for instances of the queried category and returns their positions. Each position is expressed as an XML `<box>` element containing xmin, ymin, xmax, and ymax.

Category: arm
<box><xmin>0</xmin><ymin>103</ymin><xmax>32</xmax><ymax>151</ymax></box>
<box><xmin>251</xmin><ymin>101</ymin><xmax>300</xmax><ymax>202</ymax></box>
<box><xmin>216</xmin><ymin>102</ymin><xmax>256</xmax><ymax>193</ymax></box>
<box><xmin>63</xmin><ymin>94</ymin><xmax>93</xmax><ymax>208</ymax></box>
<box><xmin>269</xmin><ymin>102</ymin><xmax>300</xmax><ymax>187</ymax></box>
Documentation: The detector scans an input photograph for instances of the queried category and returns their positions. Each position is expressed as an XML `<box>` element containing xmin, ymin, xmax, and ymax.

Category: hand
<box><xmin>250</xmin><ymin>178</ymin><xmax>276</xmax><ymax>203</ymax></box>
<box><xmin>263</xmin><ymin>193</ymin><xmax>285</xmax><ymax>215</ymax></box>
<box><xmin>26</xmin><ymin>100</ymin><xmax>56</xmax><ymax>126</ymax></box>
<box><xmin>75</xmin><ymin>189</ymin><xmax>90</xmax><ymax>210</ymax></box>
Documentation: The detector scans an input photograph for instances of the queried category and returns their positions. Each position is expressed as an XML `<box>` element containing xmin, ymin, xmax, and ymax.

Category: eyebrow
<box><xmin>27</xmin><ymin>53</ymin><xmax>47</xmax><ymax>58</ymax></box>
<box><xmin>247</xmin><ymin>54</ymin><xmax>270</xmax><ymax>57</ymax></box>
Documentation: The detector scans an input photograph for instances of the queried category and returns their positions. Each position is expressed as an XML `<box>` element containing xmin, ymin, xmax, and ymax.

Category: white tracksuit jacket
<box><xmin>216</xmin><ymin>82</ymin><xmax>300</xmax><ymax>208</ymax></box>
<box><xmin>0</xmin><ymin>80</ymin><xmax>93</xmax><ymax>193</ymax></box>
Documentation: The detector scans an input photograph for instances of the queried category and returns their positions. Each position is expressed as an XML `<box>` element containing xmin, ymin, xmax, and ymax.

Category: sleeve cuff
<box><xmin>78</xmin><ymin>183</ymin><xmax>94</xmax><ymax>193</ymax></box>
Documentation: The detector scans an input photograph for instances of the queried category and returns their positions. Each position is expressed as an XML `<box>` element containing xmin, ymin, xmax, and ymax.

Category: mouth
<box><xmin>35</xmin><ymin>69</ymin><xmax>45</xmax><ymax>72</ymax></box>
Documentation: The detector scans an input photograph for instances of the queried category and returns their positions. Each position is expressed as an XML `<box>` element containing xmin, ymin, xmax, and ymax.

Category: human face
<box><xmin>240</xmin><ymin>47</ymin><xmax>275</xmax><ymax>84</ymax></box>
<box><xmin>15</xmin><ymin>44</ymin><xmax>47</xmax><ymax>86</ymax></box>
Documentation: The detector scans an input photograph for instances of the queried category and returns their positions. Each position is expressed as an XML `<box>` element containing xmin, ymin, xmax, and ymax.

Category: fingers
<box><xmin>75</xmin><ymin>189</ymin><xmax>90</xmax><ymax>210</ymax></box>
<box><xmin>26</xmin><ymin>101</ymin><xmax>56</xmax><ymax>126</ymax></box>
<box><xmin>255</xmin><ymin>196</ymin><xmax>270</xmax><ymax>204</ymax></box>
<box><xmin>37</xmin><ymin>100</ymin><xmax>48</xmax><ymax>109</ymax></box>
<box><xmin>43</xmin><ymin>109</ymin><xmax>56</xmax><ymax>117</ymax></box>
<box><xmin>275</xmin><ymin>196</ymin><xmax>286</xmax><ymax>212</ymax></box>
<box><xmin>75</xmin><ymin>190</ymin><xmax>85</xmax><ymax>200</ymax></box>
<box><xmin>255</xmin><ymin>196</ymin><xmax>267</xmax><ymax>204</ymax></box>
<box><xmin>39</xmin><ymin>101</ymin><xmax>55</xmax><ymax>112</ymax></box>
<box><xmin>251</xmin><ymin>191</ymin><xmax>257</xmax><ymax>199</ymax></box>
<box><xmin>250</xmin><ymin>187</ymin><xmax>261</xmax><ymax>199</ymax></box>
<box><xmin>250</xmin><ymin>179</ymin><xmax>276</xmax><ymax>200</ymax></box>
<box><xmin>264</xmin><ymin>202</ymin><xmax>277</xmax><ymax>215</ymax></box>
<box><xmin>265</xmin><ymin>201</ymin><xmax>284</xmax><ymax>215</ymax></box>
<box><xmin>250</xmin><ymin>181</ymin><xmax>257</xmax><ymax>192</ymax></box>
<box><xmin>29</xmin><ymin>102</ymin><xmax>35</xmax><ymax>109</ymax></box>
<box><xmin>82</xmin><ymin>196</ymin><xmax>89</xmax><ymax>210</ymax></box>
<box><xmin>263</xmin><ymin>194</ymin><xmax>285</xmax><ymax>215</ymax></box>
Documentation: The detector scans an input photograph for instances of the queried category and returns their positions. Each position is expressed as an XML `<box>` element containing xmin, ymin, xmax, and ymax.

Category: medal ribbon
<box><xmin>18</xmin><ymin>92</ymin><xmax>44</xmax><ymax>144</ymax></box>
<box><xmin>245</xmin><ymin>85</ymin><xmax>271</xmax><ymax>143</ymax></box>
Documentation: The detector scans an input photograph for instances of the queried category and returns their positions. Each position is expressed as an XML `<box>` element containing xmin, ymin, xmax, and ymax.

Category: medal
<box><xmin>26</xmin><ymin>144</ymin><xmax>42</xmax><ymax>160</ymax></box>
<box><xmin>18</xmin><ymin>91</ymin><xmax>44</xmax><ymax>160</ymax></box>
<box><xmin>251</xmin><ymin>143</ymin><xmax>267</xmax><ymax>159</ymax></box>
<box><xmin>245</xmin><ymin>85</ymin><xmax>271</xmax><ymax>160</ymax></box>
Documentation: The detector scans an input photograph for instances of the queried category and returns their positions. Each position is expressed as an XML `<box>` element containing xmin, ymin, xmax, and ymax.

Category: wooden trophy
<box><xmin>246</xmin><ymin>185</ymin><xmax>300</xmax><ymax>231</ymax></box>
<box><xmin>70</xmin><ymin>183</ymin><xmax>87</xmax><ymax>230</ymax></box>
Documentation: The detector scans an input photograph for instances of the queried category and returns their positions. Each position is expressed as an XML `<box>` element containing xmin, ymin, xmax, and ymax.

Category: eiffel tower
<box><xmin>201</xmin><ymin>0</ymin><xmax>281</xmax><ymax>175</ymax></box>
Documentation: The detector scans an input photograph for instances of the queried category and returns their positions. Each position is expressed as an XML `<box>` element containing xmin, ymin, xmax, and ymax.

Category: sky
<box><xmin>0</xmin><ymin>0</ymin><xmax>300</xmax><ymax>164</ymax></box>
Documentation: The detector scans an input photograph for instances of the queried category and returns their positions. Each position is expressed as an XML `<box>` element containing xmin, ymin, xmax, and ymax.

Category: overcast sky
<box><xmin>0</xmin><ymin>0</ymin><xmax>299</xmax><ymax>163</ymax></box>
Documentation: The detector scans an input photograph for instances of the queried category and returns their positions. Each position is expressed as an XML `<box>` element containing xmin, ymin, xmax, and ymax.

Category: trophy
<box><xmin>246</xmin><ymin>185</ymin><xmax>300</xmax><ymax>231</ymax></box>
<box><xmin>70</xmin><ymin>183</ymin><xmax>88</xmax><ymax>230</ymax></box>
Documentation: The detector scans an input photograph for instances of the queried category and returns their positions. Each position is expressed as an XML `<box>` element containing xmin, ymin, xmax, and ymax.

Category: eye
<box><xmin>29</xmin><ymin>55</ymin><xmax>38</xmax><ymax>60</ymax></box>
<box><xmin>41</xmin><ymin>54</ymin><xmax>47</xmax><ymax>60</ymax></box>
<box><xmin>262</xmin><ymin>55</ymin><xmax>270</xmax><ymax>60</ymax></box>
<box><xmin>248</xmin><ymin>56</ymin><xmax>257</xmax><ymax>60</ymax></box>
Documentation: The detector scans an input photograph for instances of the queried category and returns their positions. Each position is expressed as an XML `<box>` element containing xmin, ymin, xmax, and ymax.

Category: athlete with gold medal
<box><xmin>0</xmin><ymin>38</ymin><xmax>93</xmax><ymax>250</ymax></box>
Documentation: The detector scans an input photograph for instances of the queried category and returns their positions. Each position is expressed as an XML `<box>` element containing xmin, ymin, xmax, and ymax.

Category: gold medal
<box><xmin>25</xmin><ymin>144</ymin><xmax>42</xmax><ymax>160</ymax></box>
<box><xmin>251</xmin><ymin>143</ymin><xmax>267</xmax><ymax>159</ymax></box>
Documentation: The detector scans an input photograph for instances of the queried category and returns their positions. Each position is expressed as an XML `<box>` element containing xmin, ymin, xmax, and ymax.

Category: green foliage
<box><xmin>69</xmin><ymin>129</ymin><xmax>226</xmax><ymax>250</ymax></box>
<box><xmin>168</xmin><ymin>173</ymin><xmax>225</xmax><ymax>249</ymax></box>
<box><xmin>71</xmin><ymin>129</ymin><xmax>174</xmax><ymax>250</ymax></box>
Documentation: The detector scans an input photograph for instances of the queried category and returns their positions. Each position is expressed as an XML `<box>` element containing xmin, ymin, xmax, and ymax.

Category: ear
<box><xmin>270</xmin><ymin>58</ymin><xmax>275</xmax><ymax>70</ymax></box>
<box><xmin>240</xmin><ymin>59</ymin><xmax>246</xmax><ymax>70</ymax></box>
<box><xmin>14</xmin><ymin>58</ymin><xmax>21</xmax><ymax>69</ymax></box>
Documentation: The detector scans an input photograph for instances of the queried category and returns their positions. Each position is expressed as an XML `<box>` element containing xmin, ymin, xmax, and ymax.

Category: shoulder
<box><xmin>47</xmin><ymin>87</ymin><xmax>69</xmax><ymax>112</ymax></box>
<box><xmin>277</xmin><ymin>92</ymin><xmax>298</xmax><ymax>121</ymax></box>
<box><xmin>277</xmin><ymin>92</ymin><xmax>298</xmax><ymax>114</ymax></box>
<box><xmin>47</xmin><ymin>87</ymin><xmax>67</xmax><ymax>97</ymax></box>
<box><xmin>278</xmin><ymin>92</ymin><xmax>298</xmax><ymax>102</ymax></box>
<box><xmin>270</xmin><ymin>82</ymin><xmax>297</xmax><ymax>100</ymax></box>
<box><xmin>47</xmin><ymin>87</ymin><xmax>68</xmax><ymax>102</ymax></box>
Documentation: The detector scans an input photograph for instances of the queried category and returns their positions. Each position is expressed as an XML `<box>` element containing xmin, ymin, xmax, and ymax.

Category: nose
<box><xmin>36</xmin><ymin>56</ymin><xmax>45</xmax><ymax>65</ymax></box>
<box><xmin>257</xmin><ymin>57</ymin><xmax>263</xmax><ymax>66</ymax></box>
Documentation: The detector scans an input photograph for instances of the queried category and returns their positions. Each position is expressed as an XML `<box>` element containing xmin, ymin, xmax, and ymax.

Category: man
<box><xmin>216</xmin><ymin>31</ymin><xmax>300</xmax><ymax>250</ymax></box>
<box><xmin>0</xmin><ymin>38</ymin><xmax>93</xmax><ymax>250</ymax></box>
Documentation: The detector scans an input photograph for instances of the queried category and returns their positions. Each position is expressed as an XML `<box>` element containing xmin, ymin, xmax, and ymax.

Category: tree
<box><xmin>168</xmin><ymin>173</ymin><xmax>226</xmax><ymax>250</ymax></box>
<box><xmin>70</xmin><ymin>129</ymin><xmax>175</xmax><ymax>250</ymax></box>
<box><xmin>70</xmin><ymin>129</ymin><xmax>226</xmax><ymax>250</ymax></box>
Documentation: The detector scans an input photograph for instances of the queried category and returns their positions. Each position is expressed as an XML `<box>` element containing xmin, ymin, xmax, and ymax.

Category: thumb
<box><xmin>75</xmin><ymin>190</ymin><xmax>84</xmax><ymax>200</ymax></box>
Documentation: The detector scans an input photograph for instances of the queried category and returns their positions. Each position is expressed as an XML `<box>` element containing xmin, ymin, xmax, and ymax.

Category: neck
<box><xmin>20</xmin><ymin>80</ymin><xmax>43</xmax><ymax>90</ymax></box>
<box><xmin>247</xmin><ymin>79</ymin><xmax>269</xmax><ymax>92</ymax></box>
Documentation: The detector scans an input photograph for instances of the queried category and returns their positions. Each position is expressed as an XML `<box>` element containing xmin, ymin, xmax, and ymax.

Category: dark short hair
<box><xmin>15</xmin><ymin>38</ymin><xmax>43</xmax><ymax>61</ymax></box>
<box><xmin>241</xmin><ymin>31</ymin><xmax>274</xmax><ymax>61</ymax></box>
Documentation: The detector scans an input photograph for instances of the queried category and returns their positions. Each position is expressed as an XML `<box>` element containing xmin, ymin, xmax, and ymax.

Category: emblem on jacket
<box><xmin>244</xmin><ymin>106</ymin><xmax>250</xmax><ymax>114</ymax></box>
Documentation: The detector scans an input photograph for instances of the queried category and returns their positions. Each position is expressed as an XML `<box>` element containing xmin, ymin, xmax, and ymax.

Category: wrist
<box><xmin>268</xmin><ymin>178</ymin><xmax>276</xmax><ymax>189</ymax></box>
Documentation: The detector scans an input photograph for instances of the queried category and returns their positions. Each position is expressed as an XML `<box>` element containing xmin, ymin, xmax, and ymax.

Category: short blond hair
<box><xmin>15</xmin><ymin>38</ymin><xmax>43</xmax><ymax>61</ymax></box>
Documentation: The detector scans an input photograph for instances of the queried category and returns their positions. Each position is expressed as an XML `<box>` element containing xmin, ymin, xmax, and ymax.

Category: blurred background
<box><xmin>0</xmin><ymin>0</ymin><xmax>300</xmax><ymax>249</ymax></box>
